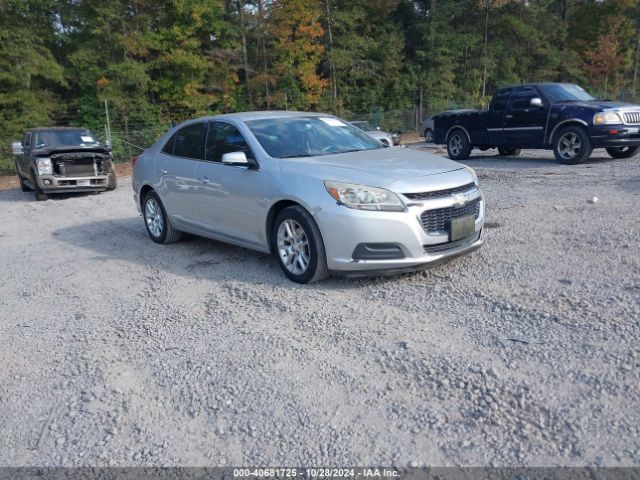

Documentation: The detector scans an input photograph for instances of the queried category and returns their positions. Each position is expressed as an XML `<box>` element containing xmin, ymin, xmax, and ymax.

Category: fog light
<box><xmin>43</xmin><ymin>179</ymin><xmax>52</xmax><ymax>185</ymax></box>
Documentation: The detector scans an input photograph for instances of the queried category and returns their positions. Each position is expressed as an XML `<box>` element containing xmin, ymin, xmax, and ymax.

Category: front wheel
<box><xmin>31</xmin><ymin>171</ymin><xmax>48</xmax><ymax>201</ymax></box>
<box><xmin>106</xmin><ymin>171</ymin><xmax>117</xmax><ymax>190</ymax></box>
<box><xmin>606</xmin><ymin>146</ymin><xmax>640</xmax><ymax>159</ymax></box>
<box><xmin>447</xmin><ymin>130</ymin><xmax>471</xmax><ymax>160</ymax></box>
<box><xmin>142</xmin><ymin>191</ymin><xmax>182</xmax><ymax>244</ymax></box>
<box><xmin>497</xmin><ymin>147</ymin><xmax>521</xmax><ymax>156</ymax></box>
<box><xmin>273</xmin><ymin>206</ymin><xmax>329</xmax><ymax>284</ymax></box>
<box><xmin>553</xmin><ymin>126</ymin><xmax>592</xmax><ymax>164</ymax></box>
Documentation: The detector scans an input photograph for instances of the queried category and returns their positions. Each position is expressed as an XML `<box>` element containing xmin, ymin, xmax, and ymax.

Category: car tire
<box><xmin>31</xmin><ymin>171</ymin><xmax>48</xmax><ymax>201</ymax></box>
<box><xmin>142</xmin><ymin>191</ymin><xmax>182</xmax><ymax>244</ymax></box>
<box><xmin>605</xmin><ymin>146</ymin><xmax>640</xmax><ymax>159</ymax></box>
<box><xmin>553</xmin><ymin>126</ymin><xmax>592</xmax><ymax>164</ymax></box>
<box><xmin>447</xmin><ymin>130</ymin><xmax>472</xmax><ymax>160</ymax></box>
<box><xmin>106</xmin><ymin>171</ymin><xmax>118</xmax><ymax>190</ymax></box>
<box><xmin>497</xmin><ymin>147</ymin><xmax>521</xmax><ymax>156</ymax></box>
<box><xmin>16</xmin><ymin>164</ymin><xmax>31</xmax><ymax>192</ymax></box>
<box><xmin>272</xmin><ymin>206</ymin><xmax>329</xmax><ymax>284</ymax></box>
<box><xmin>424</xmin><ymin>128</ymin><xmax>434</xmax><ymax>143</ymax></box>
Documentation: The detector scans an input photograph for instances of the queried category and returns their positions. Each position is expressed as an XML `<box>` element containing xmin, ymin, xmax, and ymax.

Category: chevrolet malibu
<box><xmin>132</xmin><ymin>112</ymin><xmax>484</xmax><ymax>283</ymax></box>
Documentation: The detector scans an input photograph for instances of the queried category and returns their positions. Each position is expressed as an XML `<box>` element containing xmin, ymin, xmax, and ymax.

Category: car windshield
<box><xmin>352</xmin><ymin>121</ymin><xmax>376</xmax><ymax>132</ymax></box>
<box><xmin>539</xmin><ymin>84</ymin><xmax>595</xmax><ymax>103</ymax></box>
<box><xmin>34</xmin><ymin>130</ymin><xmax>100</xmax><ymax>148</ymax></box>
<box><xmin>246</xmin><ymin>116</ymin><xmax>383</xmax><ymax>159</ymax></box>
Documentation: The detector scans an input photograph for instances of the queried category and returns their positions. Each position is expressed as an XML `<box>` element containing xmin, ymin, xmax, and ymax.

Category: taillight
<box><xmin>131</xmin><ymin>155</ymin><xmax>139</xmax><ymax>166</ymax></box>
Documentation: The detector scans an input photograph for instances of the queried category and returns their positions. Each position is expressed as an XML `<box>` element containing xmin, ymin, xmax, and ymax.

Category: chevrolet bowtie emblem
<box><xmin>453</xmin><ymin>194</ymin><xmax>467</xmax><ymax>207</ymax></box>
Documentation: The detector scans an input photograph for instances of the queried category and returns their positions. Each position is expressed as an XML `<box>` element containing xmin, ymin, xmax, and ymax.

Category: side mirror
<box><xmin>12</xmin><ymin>142</ymin><xmax>23</xmax><ymax>156</ymax></box>
<box><xmin>221</xmin><ymin>151</ymin><xmax>250</xmax><ymax>167</ymax></box>
<box><xmin>530</xmin><ymin>97</ymin><xmax>543</xmax><ymax>108</ymax></box>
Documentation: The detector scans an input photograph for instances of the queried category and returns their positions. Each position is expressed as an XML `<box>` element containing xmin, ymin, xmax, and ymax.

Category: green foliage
<box><xmin>0</xmin><ymin>0</ymin><xmax>639</xmax><ymax>166</ymax></box>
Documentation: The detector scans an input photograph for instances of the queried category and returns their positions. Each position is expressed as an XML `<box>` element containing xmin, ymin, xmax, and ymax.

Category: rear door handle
<box><xmin>200</xmin><ymin>177</ymin><xmax>211</xmax><ymax>184</ymax></box>
<box><xmin>505</xmin><ymin>114</ymin><xmax>514</xmax><ymax>120</ymax></box>
<box><xmin>159</xmin><ymin>168</ymin><xmax>168</xmax><ymax>175</ymax></box>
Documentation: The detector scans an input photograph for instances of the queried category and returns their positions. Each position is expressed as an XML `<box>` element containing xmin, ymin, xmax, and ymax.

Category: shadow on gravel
<box><xmin>460</xmin><ymin>152</ymin><xmax>622</xmax><ymax>170</ymax></box>
<box><xmin>52</xmin><ymin>216</ymin><xmax>457</xmax><ymax>290</ymax></box>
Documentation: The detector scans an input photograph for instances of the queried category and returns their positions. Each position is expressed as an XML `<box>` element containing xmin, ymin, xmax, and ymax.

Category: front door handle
<box><xmin>200</xmin><ymin>177</ymin><xmax>211</xmax><ymax>184</ymax></box>
<box><xmin>505</xmin><ymin>114</ymin><xmax>514</xmax><ymax>120</ymax></box>
<box><xmin>159</xmin><ymin>168</ymin><xmax>168</xmax><ymax>175</ymax></box>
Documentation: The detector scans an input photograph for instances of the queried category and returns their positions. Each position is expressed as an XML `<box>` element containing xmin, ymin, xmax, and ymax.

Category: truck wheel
<box><xmin>31</xmin><ymin>171</ymin><xmax>48</xmax><ymax>201</ymax></box>
<box><xmin>605</xmin><ymin>146</ymin><xmax>640</xmax><ymax>159</ymax></box>
<box><xmin>106</xmin><ymin>171</ymin><xmax>118</xmax><ymax>190</ymax></box>
<box><xmin>424</xmin><ymin>128</ymin><xmax>434</xmax><ymax>143</ymax></box>
<box><xmin>447</xmin><ymin>130</ymin><xmax>471</xmax><ymax>160</ymax></box>
<box><xmin>553</xmin><ymin>126</ymin><xmax>592</xmax><ymax>165</ymax></box>
<box><xmin>497</xmin><ymin>147</ymin><xmax>521</xmax><ymax>156</ymax></box>
<box><xmin>16</xmin><ymin>163</ymin><xmax>31</xmax><ymax>192</ymax></box>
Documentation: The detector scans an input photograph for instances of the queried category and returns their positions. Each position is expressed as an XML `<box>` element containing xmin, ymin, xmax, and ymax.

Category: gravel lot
<box><xmin>0</xmin><ymin>147</ymin><xmax>639</xmax><ymax>467</ymax></box>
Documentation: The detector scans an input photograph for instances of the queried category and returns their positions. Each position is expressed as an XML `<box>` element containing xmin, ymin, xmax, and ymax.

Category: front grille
<box><xmin>59</xmin><ymin>159</ymin><xmax>96</xmax><ymax>177</ymax></box>
<box><xmin>420</xmin><ymin>198</ymin><xmax>481</xmax><ymax>233</ymax></box>
<box><xmin>623</xmin><ymin>111</ymin><xmax>640</xmax><ymax>125</ymax></box>
<box><xmin>404</xmin><ymin>182</ymin><xmax>476</xmax><ymax>201</ymax></box>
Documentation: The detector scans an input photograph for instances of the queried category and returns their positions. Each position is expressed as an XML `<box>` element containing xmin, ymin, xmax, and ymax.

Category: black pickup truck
<box><xmin>433</xmin><ymin>83</ymin><xmax>640</xmax><ymax>164</ymax></box>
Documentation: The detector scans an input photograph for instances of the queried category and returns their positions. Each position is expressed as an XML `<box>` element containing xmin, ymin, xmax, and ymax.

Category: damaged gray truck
<box><xmin>13</xmin><ymin>127</ymin><xmax>117</xmax><ymax>201</ymax></box>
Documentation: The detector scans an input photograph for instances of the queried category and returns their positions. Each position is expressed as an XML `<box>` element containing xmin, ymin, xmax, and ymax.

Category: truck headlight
<box><xmin>594</xmin><ymin>112</ymin><xmax>622</xmax><ymax>125</ymax></box>
<box><xmin>36</xmin><ymin>158</ymin><xmax>52</xmax><ymax>175</ymax></box>
<box><xmin>324</xmin><ymin>181</ymin><xmax>405</xmax><ymax>212</ymax></box>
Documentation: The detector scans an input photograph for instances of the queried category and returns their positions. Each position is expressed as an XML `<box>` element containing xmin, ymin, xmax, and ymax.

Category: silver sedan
<box><xmin>132</xmin><ymin>112</ymin><xmax>484</xmax><ymax>283</ymax></box>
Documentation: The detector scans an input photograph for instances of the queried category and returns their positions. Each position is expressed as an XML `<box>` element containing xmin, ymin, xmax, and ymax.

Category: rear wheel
<box><xmin>272</xmin><ymin>206</ymin><xmax>329</xmax><ymax>284</ymax></box>
<box><xmin>497</xmin><ymin>147</ymin><xmax>521</xmax><ymax>156</ymax></box>
<box><xmin>606</xmin><ymin>146</ymin><xmax>640</xmax><ymax>159</ymax></box>
<box><xmin>553</xmin><ymin>126</ymin><xmax>592</xmax><ymax>165</ymax></box>
<box><xmin>142</xmin><ymin>191</ymin><xmax>181</xmax><ymax>244</ymax></box>
<box><xmin>424</xmin><ymin>128</ymin><xmax>433</xmax><ymax>143</ymax></box>
<box><xmin>447</xmin><ymin>130</ymin><xmax>472</xmax><ymax>160</ymax></box>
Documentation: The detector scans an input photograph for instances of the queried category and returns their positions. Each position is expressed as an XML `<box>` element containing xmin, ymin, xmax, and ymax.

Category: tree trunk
<box><xmin>237</xmin><ymin>0</ymin><xmax>252</xmax><ymax>107</ymax></box>
<box><xmin>482</xmin><ymin>7</ymin><xmax>489</xmax><ymax>102</ymax></box>
<box><xmin>561</xmin><ymin>0</ymin><xmax>568</xmax><ymax>21</ymax></box>
<box><xmin>324</xmin><ymin>0</ymin><xmax>337</xmax><ymax>107</ymax></box>
<box><xmin>633</xmin><ymin>33</ymin><xmax>640</xmax><ymax>101</ymax></box>
<box><xmin>256</xmin><ymin>0</ymin><xmax>270</xmax><ymax>109</ymax></box>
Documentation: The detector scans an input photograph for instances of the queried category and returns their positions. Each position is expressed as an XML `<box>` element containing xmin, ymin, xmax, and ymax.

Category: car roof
<box><xmin>497</xmin><ymin>82</ymin><xmax>577</xmax><ymax>92</ymax></box>
<box><xmin>26</xmin><ymin>127</ymin><xmax>90</xmax><ymax>133</ymax></box>
<box><xmin>211</xmin><ymin>111</ymin><xmax>328</xmax><ymax>122</ymax></box>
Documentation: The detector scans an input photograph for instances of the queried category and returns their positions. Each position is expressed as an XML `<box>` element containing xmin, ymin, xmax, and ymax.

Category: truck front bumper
<box><xmin>37</xmin><ymin>175</ymin><xmax>110</xmax><ymax>194</ymax></box>
<box><xmin>589</xmin><ymin>125</ymin><xmax>640</xmax><ymax>148</ymax></box>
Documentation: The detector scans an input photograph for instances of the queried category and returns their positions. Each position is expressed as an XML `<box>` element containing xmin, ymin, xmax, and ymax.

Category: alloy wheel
<box><xmin>145</xmin><ymin>197</ymin><xmax>164</xmax><ymax>238</ymax></box>
<box><xmin>449</xmin><ymin>134</ymin><xmax>463</xmax><ymax>156</ymax></box>
<box><xmin>558</xmin><ymin>132</ymin><xmax>582</xmax><ymax>160</ymax></box>
<box><xmin>277</xmin><ymin>219</ymin><xmax>310</xmax><ymax>275</ymax></box>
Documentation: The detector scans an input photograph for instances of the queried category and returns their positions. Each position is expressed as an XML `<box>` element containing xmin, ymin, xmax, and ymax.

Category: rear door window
<box><xmin>171</xmin><ymin>123</ymin><xmax>206</xmax><ymax>160</ymax></box>
<box><xmin>491</xmin><ymin>89</ymin><xmax>511</xmax><ymax>111</ymax></box>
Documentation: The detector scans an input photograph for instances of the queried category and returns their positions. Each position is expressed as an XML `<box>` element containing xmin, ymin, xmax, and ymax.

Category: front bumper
<box><xmin>37</xmin><ymin>174</ymin><xmax>110</xmax><ymax>193</ymax></box>
<box><xmin>588</xmin><ymin>125</ymin><xmax>640</xmax><ymax>148</ymax></box>
<box><xmin>315</xmin><ymin>189</ymin><xmax>485</xmax><ymax>273</ymax></box>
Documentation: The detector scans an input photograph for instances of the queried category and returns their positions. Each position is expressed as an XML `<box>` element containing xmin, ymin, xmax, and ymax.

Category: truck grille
<box><xmin>420</xmin><ymin>198</ymin><xmax>481</xmax><ymax>233</ymax></box>
<box><xmin>404</xmin><ymin>182</ymin><xmax>476</xmax><ymax>201</ymax></box>
<box><xmin>623</xmin><ymin>111</ymin><xmax>640</xmax><ymax>125</ymax></box>
<box><xmin>58</xmin><ymin>159</ymin><xmax>96</xmax><ymax>177</ymax></box>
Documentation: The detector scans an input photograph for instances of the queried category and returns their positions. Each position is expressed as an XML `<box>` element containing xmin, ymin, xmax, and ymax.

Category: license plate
<box><xmin>449</xmin><ymin>215</ymin><xmax>475</xmax><ymax>242</ymax></box>
<box><xmin>76</xmin><ymin>180</ymin><xmax>91</xmax><ymax>187</ymax></box>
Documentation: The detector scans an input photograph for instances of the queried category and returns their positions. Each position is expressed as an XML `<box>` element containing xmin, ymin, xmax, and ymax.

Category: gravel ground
<box><xmin>0</xmin><ymin>147</ymin><xmax>639</xmax><ymax>467</ymax></box>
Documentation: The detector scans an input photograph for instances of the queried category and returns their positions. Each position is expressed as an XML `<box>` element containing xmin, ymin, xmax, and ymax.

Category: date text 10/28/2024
<box><xmin>233</xmin><ymin>469</ymin><xmax>401</xmax><ymax>478</ymax></box>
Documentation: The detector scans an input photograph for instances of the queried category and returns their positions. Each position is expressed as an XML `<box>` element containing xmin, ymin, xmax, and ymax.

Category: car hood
<box><xmin>555</xmin><ymin>100</ymin><xmax>640</xmax><ymax>111</ymax></box>
<box><xmin>279</xmin><ymin>147</ymin><xmax>467</xmax><ymax>190</ymax></box>
<box><xmin>33</xmin><ymin>145</ymin><xmax>112</xmax><ymax>156</ymax></box>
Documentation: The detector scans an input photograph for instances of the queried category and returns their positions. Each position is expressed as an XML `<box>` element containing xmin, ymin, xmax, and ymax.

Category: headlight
<box><xmin>594</xmin><ymin>112</ymin><xmax>622</xmax><ymax>125</ymax></box>
<box><xmin>36</xmin><ymin>158</ymin><xmax>52</xmax><ymax>175</ymax></box>
<box><xmin>464</xmin><ymin>166</ymin><xmax>479</xmax><ymax>185</ymax></box>
<box><xmin>324</xmin><ymin>181</ymin><xmax>405</xmax><ymax>212</ymax></box>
